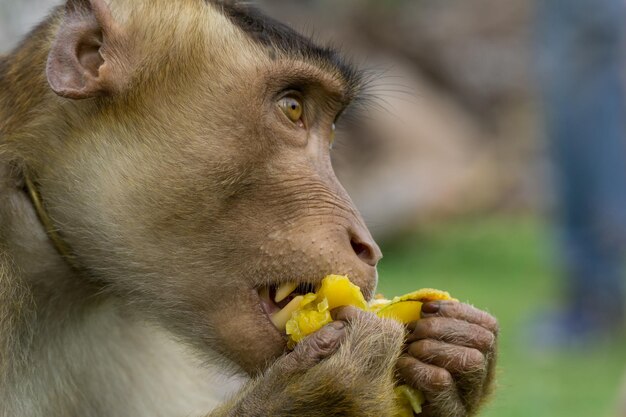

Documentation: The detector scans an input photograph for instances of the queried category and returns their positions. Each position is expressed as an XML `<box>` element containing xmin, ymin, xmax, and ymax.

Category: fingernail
<box><xmin>330</xmin><ymin>320</ymin><xmax>346</xmax><ymax>330</ymax></box>
<box><xmin>422</xmin><ymin>301</ymin><xmax>440</xmax><ymax>314</ymax></box>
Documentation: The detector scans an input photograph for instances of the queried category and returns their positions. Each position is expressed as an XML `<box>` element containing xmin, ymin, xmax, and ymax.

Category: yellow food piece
<box><xmin>376</xmin><ymin>300</ymin><xmax>423</xmax><ymax>322</ymax></box>
<box><xmin>392</xmin><ymin>287</ymin><xmax>457</xmax><ymax>304</ymax></box>
<box><xmin>286</xmin><ymin>275</ymin><xmax>366</xmax><ymax>345</ymax></box>
<box><xmin>285</xmin><ymin>294</ymin><xmax>332</xmax><ymax>344</ymax></box>
<box><xmin>394</xmin><ymin>385</ymin><xmax>425</xmax><ymax>417</ymax></box>
<box><xmin>316</xmin><ymin>274</ymin><xmax>368</xmax><ymax>310</ymax></box>
<box><xmin>374</xmin><ymin>288</ymin><xmax>457</xmax><ymax>322</ymax></box>
<box><xmin>285</xmin><ymin>275</ymin><xmax>457</xmax><ymax>416</ymax></box>
<box><xmin>286</xmin><ymin>277</ymin><xmax>456</xmax><ymax>343</ymax></box>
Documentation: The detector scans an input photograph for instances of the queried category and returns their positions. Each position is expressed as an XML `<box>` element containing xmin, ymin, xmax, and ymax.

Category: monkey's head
<box><xmin>9</xmin><ymin>0</ymin><xmax>381</xmax><ymax>374</ymax></box>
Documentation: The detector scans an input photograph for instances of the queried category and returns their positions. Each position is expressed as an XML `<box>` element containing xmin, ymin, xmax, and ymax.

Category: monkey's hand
<box><xmin>397</xmin><ymin>300</ymin><xmax>499</xmax><ymax>417</ymax></box>
<box><xmin>211</xmin><ymin>309</ymin><xmax>405</xmax><ymax>417</ymax></box>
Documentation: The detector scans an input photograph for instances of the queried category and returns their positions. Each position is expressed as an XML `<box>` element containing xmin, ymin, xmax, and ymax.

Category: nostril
<box><xmin>350</xmin><ymin>236</ymin><xmax>379</xmax><ymax>267</ymax></box>
<box><xmin>351</xmin><ymin>240</ymin><xmax>368</xmax><ymax>259</ymax></box>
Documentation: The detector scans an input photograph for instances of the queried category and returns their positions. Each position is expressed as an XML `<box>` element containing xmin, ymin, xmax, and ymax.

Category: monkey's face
<box><xmin>31</xmin><ymin>2</ymin><xmax>381</xmax><ymax>373</ymax></box>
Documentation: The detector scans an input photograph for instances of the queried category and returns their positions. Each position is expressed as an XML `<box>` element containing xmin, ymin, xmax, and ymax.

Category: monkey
<box><xmin>0</xmin><ymin>1</ymin><xmax>499</xmax><ymax>416</ymax></box>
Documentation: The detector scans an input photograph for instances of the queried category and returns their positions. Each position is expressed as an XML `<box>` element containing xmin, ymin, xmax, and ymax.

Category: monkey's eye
<box><xmin>329</xmin><ymin>123</ymin><xmax>336</xmax><ymax>149</ymax></box>
<box><xmin>278</xmin><ymin>96</ymin><xmax>304</xmax><ymax>126</ymax></box>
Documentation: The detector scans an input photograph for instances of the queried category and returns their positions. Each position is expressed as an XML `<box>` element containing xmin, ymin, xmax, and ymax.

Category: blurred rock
<box><xmin>356</xmin><ymin>0</ymin><xmax>534</xmax><ymax>122</ymax></box>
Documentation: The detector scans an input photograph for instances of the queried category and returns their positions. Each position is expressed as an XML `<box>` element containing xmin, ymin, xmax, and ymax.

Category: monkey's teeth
<box><xmin>270</xmin><ymin>295</ymin><xmax>304</xmax><ymax>331</ymax></box>
<box><xmin>275</xmin><ymin>282</ymin><xmax>299</xmax><ymax>303</ymax></box>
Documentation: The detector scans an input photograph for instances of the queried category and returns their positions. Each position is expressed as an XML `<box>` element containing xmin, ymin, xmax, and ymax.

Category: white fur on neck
<box><xmin>3</xmin><ymin>300</ymin><xmax>245</xmax><ymax>417</ymax></box>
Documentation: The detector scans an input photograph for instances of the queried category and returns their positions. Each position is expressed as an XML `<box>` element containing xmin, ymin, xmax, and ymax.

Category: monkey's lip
<box><xmin>257</xmin><ymin>282</ymin><xmax>317</xmax><ymax>334</ymax></box>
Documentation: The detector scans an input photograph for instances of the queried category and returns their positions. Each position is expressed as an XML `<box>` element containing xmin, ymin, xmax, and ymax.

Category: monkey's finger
<box><xmin>407</xmin><ymin>339</ymin><xmax>491</xmax><ymax>416</ymax></box>
<box><xmin>407</xmin><ymin>317</ymin><xmax>496</xmax><ymax>353</ymax></box>
<box><xmin>397</xmin><ymin>355</ymin><xmax>465</xmax><ymax>416</ymax></box>
<box><xmin>421</xmin><ymin>301</ymin><xmax>499</xmax><ymax>334</ymax></box>
<box><xmin>277</xmin><ymin>321</ymin><xmax>347</xmax><ymax>372</ymax></box>
<box><xmin>407</xmin><ymin>339</ymin><xmax>485</xmax><ymax>376</ymax></box>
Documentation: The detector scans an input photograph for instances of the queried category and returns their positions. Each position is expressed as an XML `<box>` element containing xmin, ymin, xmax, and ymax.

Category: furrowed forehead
<box><xmin>210</xmin><ymin>1</ymin><xmax>363</xmax><ymax>99</ymax></box>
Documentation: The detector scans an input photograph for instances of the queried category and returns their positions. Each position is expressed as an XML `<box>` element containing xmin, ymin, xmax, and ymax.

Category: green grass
<box><xmin>376</xmin><ymin>217</ymin><xmax>625</xmax><ymax>417</ymax></box>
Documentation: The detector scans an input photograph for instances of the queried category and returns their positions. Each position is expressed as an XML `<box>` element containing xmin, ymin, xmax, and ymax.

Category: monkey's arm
<box><xmin>397</xmin><ymin>301</ymin><xmax>499</xmax><ymax>417</ymax></box>
<box><xmin>210</xmin><ymin>313</ymin><xmax>405</xmax><ymax>417</ymax></box>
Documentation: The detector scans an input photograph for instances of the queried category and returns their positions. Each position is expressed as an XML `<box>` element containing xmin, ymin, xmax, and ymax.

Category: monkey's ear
<box><xmin>47</xmin><ymin>0</ymin><xmax>127</xmax><ymax>99</ymax></box>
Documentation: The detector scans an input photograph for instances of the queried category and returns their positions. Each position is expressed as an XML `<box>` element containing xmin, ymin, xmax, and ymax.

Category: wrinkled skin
<box><xmin>400</xmin><ymin>301</ymin><xmax>498</xmax><ymax>416</ymax></box>
<box><xmin>0</xmin><ymin>0</ymin><xmax>498</xmax><ymax>416</ymax></box>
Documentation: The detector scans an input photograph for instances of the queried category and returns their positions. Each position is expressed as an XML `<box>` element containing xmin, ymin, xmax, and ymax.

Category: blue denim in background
<box><xmin>535</xmin><ymin>0</ymin><xmax>626</xmax><ymax>341</ymax></box>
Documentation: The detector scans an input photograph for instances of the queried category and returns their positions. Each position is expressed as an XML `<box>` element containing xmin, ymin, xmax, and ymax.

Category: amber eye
<box><xmin>278</xmin><ymin>96</ymin><xmax>304</xmax><ymax>125</ymax></box>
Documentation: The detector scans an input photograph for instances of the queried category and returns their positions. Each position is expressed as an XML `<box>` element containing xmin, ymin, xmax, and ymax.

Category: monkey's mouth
<box><xmin>258</xmin><ymin>282</ymin><xmax>317</xmax><ymax>333</ymax></box>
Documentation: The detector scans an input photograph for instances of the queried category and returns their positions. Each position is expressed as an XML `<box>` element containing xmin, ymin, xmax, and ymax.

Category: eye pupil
<box><xmin>279</xmin><ymin>95</ymin><xmax>304</xmax><ymax>125</ymax></box>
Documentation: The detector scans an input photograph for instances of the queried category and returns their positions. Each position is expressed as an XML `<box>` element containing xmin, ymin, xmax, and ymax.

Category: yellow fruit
<box><xmin>285</xmin><ymin>275</ymin><xmax>367</xmax><ymax>345</ymax></box>
<box><xmin>394</xmin><ymin>385</ymin><xmax>425</xmax><ymax>417</ymax></box>
<box><xmin>286</xmin><ymin>276</ymin><xmax>456</xmax><ymax>343</ymax></box>
<box><xmin>285</xmin><ymin>275</ymin><xmax>457</xmax><ymax>416</ymax></box>
<box><xmin>376</xmin><ymin>300</ymin><xmax>423</xmax><ymax>322</ymax></box>
<box><xmin>393</xmin><ymin>288</ymin><xmax>457</xmax><ymax>304</ymax></box>
<box><xmin>374</xmin><ymin>288</ymin><xmax>457</xmax><ymax>323</ymax></box>
<box><xmin>285</xmin><ymin>295</ymin><xmax>332</xmax><ymax>345</ymax></box>
<box><xmin>316</xmin><ymin>274</ymin><xmax>368</xmax><ymax>310</ymax></box>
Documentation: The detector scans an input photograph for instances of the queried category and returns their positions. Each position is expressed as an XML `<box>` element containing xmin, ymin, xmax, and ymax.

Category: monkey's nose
<box><xmin>348</xmin><ymin>229</ymin><xmax>382</xmax><ymax>267</ymax></box>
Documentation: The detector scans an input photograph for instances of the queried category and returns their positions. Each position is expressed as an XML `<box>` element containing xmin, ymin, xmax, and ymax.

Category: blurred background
<box><xmin>2</xmin><ymin>1</ymin><xmax>625</xmax><ymax>416</ymax></box>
